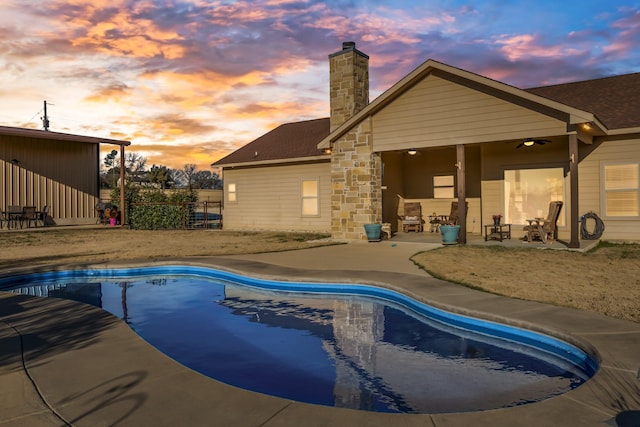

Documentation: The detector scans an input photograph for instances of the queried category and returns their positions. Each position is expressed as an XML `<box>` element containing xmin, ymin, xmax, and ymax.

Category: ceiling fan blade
<box><xmin>516</xmin><ymin>142</ymin><xmax>525</xmax><ymax>149</ymax></box>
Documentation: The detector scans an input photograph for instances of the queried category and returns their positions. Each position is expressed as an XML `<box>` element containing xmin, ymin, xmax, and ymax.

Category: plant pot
<box><xmin>363</xmin><ymin>223</ymin><xmax>382</xmax><ymax>242</ymax></box>
<box><xmin>109</xmin><ymin>217</ymin><xmax>117</xmax><ymax>226</ymax></box>
<box><xmin>440</xmin><ymin>224</ymin><xmax>460</xmax><ymax>245</ymax></box>
<box><xmin>493</xmin><ymin>217</ymin><xmax>501</xmax><ymax>226</ymax></box>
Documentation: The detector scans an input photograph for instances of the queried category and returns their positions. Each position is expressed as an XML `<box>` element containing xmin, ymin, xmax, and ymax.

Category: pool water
<box><xmin>1</xmin><ymin>267</ymin><xmax>598</xmax><ymax>414</ymax></box>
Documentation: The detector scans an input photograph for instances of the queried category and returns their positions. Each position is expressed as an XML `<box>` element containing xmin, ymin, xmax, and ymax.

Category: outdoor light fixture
<box><xmin>407</xmin><ymin>149</ymin><xmax>417</xmax><ymax>155</ymax></box>
<box><xmin>582</xmin><ymin>122</ymin><xmax>593</xmax><ymax>131</ymax></box>
<box><xmin>324</xmin><ymin>148</ymin><xmax>332</xmax><ymax>154</ymax></box>
<box><xmin>523</xmin><ymin>140</ymin><xmax>535</xmax><ymax>147</ymax></box>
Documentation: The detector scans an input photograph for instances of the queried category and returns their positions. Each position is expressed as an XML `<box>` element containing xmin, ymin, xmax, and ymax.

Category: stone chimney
<box><xmin>329</xmin><ymin>41</ymin><xmax>369</xmax><ymax>132</ymax></box>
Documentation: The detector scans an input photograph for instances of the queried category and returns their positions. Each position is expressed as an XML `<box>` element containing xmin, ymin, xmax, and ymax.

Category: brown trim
<box><xmin>221</xmin><ymin>158</ymin><xmax>330</xmax><ymax>171</ymax></box>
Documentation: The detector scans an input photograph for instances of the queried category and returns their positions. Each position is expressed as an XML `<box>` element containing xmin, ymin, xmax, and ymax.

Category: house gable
<box><xmin>318</xmin><ymin>59</ymin><xmax>600</xmax><ymax>150</ymax></box>
<box><xmin>372</xmin><ymin>73</ymin><xmax>568</xmax><ymax>151</ymax></box>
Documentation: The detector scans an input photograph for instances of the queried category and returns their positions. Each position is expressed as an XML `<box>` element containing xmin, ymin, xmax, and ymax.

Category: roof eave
<box><xmin>607</xmin><ymin>126</ymin><xmax>640</xmax><ymax>136</ymax></box>
<box><xmin>214</xmin><ymin>155</ymin><xmax>330</xmax><ymax>169</ymax></box>
<box><xmin>0</xmin><ymin>126</ymin><xmax>131</xmax><ymax>146</ymax></box>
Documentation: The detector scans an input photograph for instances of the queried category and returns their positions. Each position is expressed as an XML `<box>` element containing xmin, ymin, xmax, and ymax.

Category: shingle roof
<box><xmin>526</xmin><ymin>72</ymin><xmax>640</xmax><ymax>129</ymax></box>
<box><xmin>212</xmin><ymin>118</ymin><xmax>330</xmax><ymax>166</ymax></box>
<box><xmin>215</xmin><ymin>71</ymin><xmax>640</xmax><ymax>167</ymax></box>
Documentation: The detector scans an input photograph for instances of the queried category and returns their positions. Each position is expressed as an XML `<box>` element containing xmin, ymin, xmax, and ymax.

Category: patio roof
<box><xmin>0</xmin><ymin>125</ymin><xmax>131</xmax><ymax>146</ymax></box>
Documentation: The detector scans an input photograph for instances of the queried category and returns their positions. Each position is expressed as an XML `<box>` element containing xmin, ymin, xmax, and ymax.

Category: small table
<box><xmin>428</xmin><ymin>215</ymin><xmax>448</xmax><ymax>232</ymax></box>
<box><xmin>484</xmin><ymin>223</ymin><xmax>511</xmax><ymax>241</ymax></box>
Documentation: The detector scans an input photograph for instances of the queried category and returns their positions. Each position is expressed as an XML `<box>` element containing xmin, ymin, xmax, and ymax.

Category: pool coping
<box><xmin>1</xmin><ymin>244</ymin><xmax>640</xmax><ymax>426</ymax></box>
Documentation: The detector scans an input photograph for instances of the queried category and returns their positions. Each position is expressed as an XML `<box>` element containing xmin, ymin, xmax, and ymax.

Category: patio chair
<box><xmin>37</xmin><ymin>205</ymin><xmax>49</xmax><ymax>227</ymax></box>
<box><xmin>523</xmin><ymin>201</ymin><xmax>563</xmax><ymax>243</ymax></box>
<box><xmin>441</xmin><ymin>201</ymin><xmax>468</xmax><ymax>225</ymax></box>
<box><xmin>6</xmin><ymin>206</ymin><xmax>23</xmax><ymax>229</ymax></box>
<box><xmin>22</xmin><ymin>206</ymin><xmax>39</xmax><ymax>228</ymax></box>
<box><xmin>400</xmin><ymin>202</ymin><xmax>424</xmax><ymax>232</ymax></box>
<box><xmin>0</xmin><ymin>210</ymin><xmax>7</xmax><ymax>229</ymax></box>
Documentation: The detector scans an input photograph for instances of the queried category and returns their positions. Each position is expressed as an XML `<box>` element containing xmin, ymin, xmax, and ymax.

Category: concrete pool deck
<box><xmin>1</xmin><ymin>241</ymin><xmax>639</xmax><ymax>426</ymax></box>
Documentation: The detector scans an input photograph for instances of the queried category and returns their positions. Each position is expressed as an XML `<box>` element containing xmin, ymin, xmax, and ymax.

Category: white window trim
<box><xmin>227</xmin><ymin>182</ymin><xmax>237</xmax><ymax>203</ymax></box>
<box><xmin>301</xmin><ymin>178</ymin><xmax>320</xmax><ymax>217</ymax></box>
<box><xmin>601</xmin><ymin>161</ymin><xmax>640</xmax><ymax>219</ymax></box>
<box><xmin>433</xmin><ymin>174</ymin><xmax>455</xmax><ymax>199</ymax></box>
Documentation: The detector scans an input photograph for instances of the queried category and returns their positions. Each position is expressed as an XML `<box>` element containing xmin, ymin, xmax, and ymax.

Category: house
<box><xmin>212</xmin><ymin>118</ymin><xmax>331</xmax><ymax>232</ymax></box>
<box><xmin>1</xmin><ymin>126</ymin><xmax>130</xmax><ymax>225</ymax></box>
<box><xmin>213</xmin><ymin>42</ymin><xmax>640</xmax><ymax>245</ymax></box>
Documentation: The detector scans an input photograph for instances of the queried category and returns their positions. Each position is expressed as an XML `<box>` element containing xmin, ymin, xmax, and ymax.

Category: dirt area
<box><xmin>411</xmin><ymin>243</ymin><xmax>640</xmax><ymax>323</ymax></box>
<box><xmin>0</xmin><ymin>228</ymin><xmax>334</xmax><ymax>267</ymax></box>
<box><xmin>1</xmin><ymin>227</ymin><xmax>638</xmax><ymax>323</ymax></box>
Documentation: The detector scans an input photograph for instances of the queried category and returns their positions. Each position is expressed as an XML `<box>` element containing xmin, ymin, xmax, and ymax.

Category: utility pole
<box><xmin>42</xmin><ymin>100</ymin><xmax>50</xmax><ymax>131</ymax></box>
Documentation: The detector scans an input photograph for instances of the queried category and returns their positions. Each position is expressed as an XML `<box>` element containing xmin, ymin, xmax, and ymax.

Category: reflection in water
<box><xmin>8</xmin><ymin>276</ymin><xmax>589</xmax><ymax>414</ymax></box>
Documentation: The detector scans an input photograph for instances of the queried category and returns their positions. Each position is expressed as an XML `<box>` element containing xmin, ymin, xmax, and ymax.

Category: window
<box><xmin>433</xmin><ymin>175</ymin><xmax>454</xmax><ymax>199</ymax></box>
<box><xmin>227</xmin><ymin>183</ymin><xmax>237</xmax><ymax>202</ymax></box>
<box><xmin>604</xmin><ymin>163</ymin><xmax>639</xmax><ymax>217</ymax></box>
<box><xmin>301</xmin><ymin>179</ymin><xmax>319</xmax><ymax>216</ymax></box>
<box><xmin>504</xmin><ymin>168</ymin><xmax>564</xmax><ymax>225</ymax></box>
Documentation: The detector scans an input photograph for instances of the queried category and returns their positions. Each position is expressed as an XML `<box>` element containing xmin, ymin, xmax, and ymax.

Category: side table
<box><xmin>484</xmin><ymin>223</ymin><xmax>511</xmax><ymax>241</ymax></box>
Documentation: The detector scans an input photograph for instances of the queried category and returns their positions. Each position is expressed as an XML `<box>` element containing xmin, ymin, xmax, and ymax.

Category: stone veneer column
<box><xmin>331</xmin><ymin>118</ymin><xmax>382</xmax><ymax>240</ymax></box>
<box><xmin>329</xmin><ymin>42</ymin><xmax>380</xmax><ymax>241</ymax></box>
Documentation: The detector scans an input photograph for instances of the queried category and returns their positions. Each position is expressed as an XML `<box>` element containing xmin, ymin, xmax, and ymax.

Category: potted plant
<box><xmin>440</xmin><ymin>221</ymin><xmax>460</xmax><ymax>245</ymax></box>
<box><xmin>492</xmin><ymin>214</ymin><xmax>502</xmax><ymax>226</ymax></box>
<box><xmin>108</xmin><ymin>207</ymin><xmax>119</xmax><ymax>226</ymax></box>
<box><xmin>363</xmin><ymin>223</ymin><xmax>382</xmax><ymax>242</ymax></box>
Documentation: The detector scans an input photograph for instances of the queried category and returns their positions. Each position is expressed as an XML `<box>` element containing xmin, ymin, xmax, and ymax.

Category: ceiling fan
<box><xmin>516</xmin><ymin>138</ymin><xmax>551</xmax><ymax>149</ymax></box>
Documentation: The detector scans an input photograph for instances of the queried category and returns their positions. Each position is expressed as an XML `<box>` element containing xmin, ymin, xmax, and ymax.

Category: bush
<box><xmin>126</xmin><ymin>188</ymin><xmax>199</xmax><ymax>230</ymax></box>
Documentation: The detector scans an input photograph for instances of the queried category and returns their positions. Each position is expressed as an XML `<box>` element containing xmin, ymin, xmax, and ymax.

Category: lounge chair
<box><xmin>524</xmin><ymin>201</ymin><xmax>563</xmax><ymax>243</ymax></box>
<box><xmin>400</xmin><ymin>202</ymin><xmax>424</xmax><ymax>232</ymax></box>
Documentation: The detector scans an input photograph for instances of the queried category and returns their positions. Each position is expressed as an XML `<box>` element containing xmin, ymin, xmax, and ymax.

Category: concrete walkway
<box><xmin>1</xmin><ymin>242</ymin><xmax>639</xmax><ymax>426</ymax></box>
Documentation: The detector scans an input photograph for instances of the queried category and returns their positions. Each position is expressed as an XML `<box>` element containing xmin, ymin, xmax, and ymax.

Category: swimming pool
<box><xmin>0</xmin><ymin>265</ymin><xmax>598</xmax><ymax>414</ymax></box>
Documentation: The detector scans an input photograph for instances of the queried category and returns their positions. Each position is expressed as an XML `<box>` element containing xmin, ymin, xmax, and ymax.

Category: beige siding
<box><xmin>579</xmin><ymin>138</ymin><xmax>640</xmax><ymax>241</ymax></box>
<box><xmin>1</xmin><ymin>136</ymin><xmax>100</xmax><ymax>225</ymax></box>
<box><xmin>222</xmin><ymin>162</ymin><xmax>331</xmax><ymax>232</ymax></box>
<box><xmin>372</xmin><ymin>75</ymin><xmax>566</xmax><ymax>151</ymax></box>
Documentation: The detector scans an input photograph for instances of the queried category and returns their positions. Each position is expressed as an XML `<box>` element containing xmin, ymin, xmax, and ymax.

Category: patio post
<box><xmin>119</xmin><ymin>144</ymin><xmax>126</xmax><ymax>226</ymax></box>
<box><xmin>568</xmin><ymin>133</ymin><xmax>580</xmax><ymax>248</ymax></box>
<box><xmin>456</xmin><ymin>144</ymin><xmax>467</xmax><ymax>244</ymax></box>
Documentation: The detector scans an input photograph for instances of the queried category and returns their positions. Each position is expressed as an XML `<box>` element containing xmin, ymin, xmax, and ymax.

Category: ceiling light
<box><xmin>582</xmin><ymin>122</ymin><xmax>593</xmax><ymax>131</ymax></box>
<box><xmin>523</xmin><ymin>140</ymin><xmax>535</xmax><ymax>147</ymax></box>
<box><xmin>407</xmin><ymin>149</ymin><xmax>417</xmax><ymax>155</ymax></box>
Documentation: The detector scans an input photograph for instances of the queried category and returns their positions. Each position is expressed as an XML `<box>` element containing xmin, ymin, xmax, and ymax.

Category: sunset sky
<box><xmin>1</xmin><ymin>0</ymin><xmax>639</xmax><ymax>171</ymax></box>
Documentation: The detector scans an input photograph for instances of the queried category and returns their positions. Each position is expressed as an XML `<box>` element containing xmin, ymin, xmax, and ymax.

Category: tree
<box><xmin>192</xmin><ymin>170</ymin><xmax>222</xmax><ymax>189</ymax></box>
<box><xmin>102</xmin><ymin>149</ymin><xmax>119</xmax><ymax>189</ymax></box>
<box><xmin>125</xmin><ymin>152</ymin><xmax>148</xmax><ymax>184</ymax></box>
<box><xmin>182</xmin><ymin>164</ymin><xmax>197</xmax><ymax>190</ymax></box>
<box><xmin>148</xmin><ymin>164</ymin><xmax>173</xmax><ymax>189</ymax></box>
